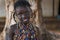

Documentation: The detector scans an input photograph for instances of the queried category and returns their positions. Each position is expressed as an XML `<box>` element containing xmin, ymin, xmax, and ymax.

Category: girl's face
<box><xmin>15</xmin><ymin>7</ymin><xmax>31</xmax><ymax>24</ymax></box>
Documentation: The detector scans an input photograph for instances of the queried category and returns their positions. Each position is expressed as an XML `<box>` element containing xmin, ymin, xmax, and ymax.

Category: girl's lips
<box><xmin>23</xmin><ymin>19</ymin><xmax>28</xmax><ymax>21</ymax></box>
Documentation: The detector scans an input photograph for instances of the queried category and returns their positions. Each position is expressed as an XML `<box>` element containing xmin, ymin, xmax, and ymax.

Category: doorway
<box><xmin>58</xmin><ymin>0</ymin><xmax>60</xmax><ymax>15</ymax></box>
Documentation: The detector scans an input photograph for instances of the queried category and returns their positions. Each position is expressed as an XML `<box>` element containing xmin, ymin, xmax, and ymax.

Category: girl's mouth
<box><xmin>23</xmin><ymin>19</ymin><xmax>28</xmax><ymax>22</ymax></box>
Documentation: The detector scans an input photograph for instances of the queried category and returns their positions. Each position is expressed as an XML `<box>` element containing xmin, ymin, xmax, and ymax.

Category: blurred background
<box><xmin>0</xmin><ymin>0</ymin><xmax>60</xmax><ymax>33</ymax></box>
<box><xmin>0</xmin><ymin>0</ymin><xmax>5</xmax><ymax>33</ymax></box>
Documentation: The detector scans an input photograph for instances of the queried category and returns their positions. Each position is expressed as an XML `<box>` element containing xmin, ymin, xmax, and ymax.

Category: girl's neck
<box><xmin>18</xmin><ymin>22</ymin><xmax>30</xmax><ymax>26</ymax></box>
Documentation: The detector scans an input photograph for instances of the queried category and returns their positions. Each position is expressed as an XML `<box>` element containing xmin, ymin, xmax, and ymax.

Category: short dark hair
<box><xmin>13</xmin><ymin>0</ymin><xmax>31</xmax><ymax>22</ymax></box>
<box><xmin>14</xmin><ymin>0</ymin><xmax>31</xmax><ymax>10</ymax></box>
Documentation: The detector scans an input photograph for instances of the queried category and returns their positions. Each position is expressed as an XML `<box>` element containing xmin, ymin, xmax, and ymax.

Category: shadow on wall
<box><xmin>0</xmin><ymin>0</ymin><xmax>6</xmax><ymax>33</ymax></box>
<box><xmin>0</xmin><ymin>17</ymin><xmax>5</xmax><ymax>33</ymax></box>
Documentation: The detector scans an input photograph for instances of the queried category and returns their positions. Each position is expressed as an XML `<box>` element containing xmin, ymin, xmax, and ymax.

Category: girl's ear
<box><xmin>30</xmin><ymin>13</ymin><xmax>33</xmax><ymax>18</ymax></box>
<box><xmin>30</xmin><ymin>12</ymin><xmax>36</xmax><ymax>24</ymax></box>
<box><xmin>13</xmin><ymin>13</ymin><xmax>19</xmax><ymax>23</ymax></box>
<box><xmin>30</xmin><ymin>10</ymin><xmax>34</xmax><ymax>18</ymax></box>
<box><xmin>32</xmin><ymin>11</ymin><xmax>36</xmax><ymax>19</ymax></box>
<box><xmin>14</xmin><ymin>15</ymin><xmax>20</xmax><ymax>23</ymax></box>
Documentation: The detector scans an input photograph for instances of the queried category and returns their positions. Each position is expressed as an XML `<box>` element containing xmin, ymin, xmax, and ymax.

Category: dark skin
<box><xmin>15</xmin><ymin>6</ymin><xmax>31</xmax><ymax>25</ymax></box>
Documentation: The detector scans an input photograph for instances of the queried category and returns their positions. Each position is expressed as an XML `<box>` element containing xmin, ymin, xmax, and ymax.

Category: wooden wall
<box><xmin>0</xmin><ymin>0</ymin><xmax>5</xmax><ymax>17</ymax></box>
<box><xmin>41</xmin><ymin>0</ymin><xmax>59</xmax><ymax>17</ymax></box>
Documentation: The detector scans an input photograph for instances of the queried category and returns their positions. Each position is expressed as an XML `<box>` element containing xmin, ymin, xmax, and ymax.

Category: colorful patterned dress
<box><xmin>9</xmin><ymin>24</ymin><xmax>39</xmax><ymax>40</ymax></box>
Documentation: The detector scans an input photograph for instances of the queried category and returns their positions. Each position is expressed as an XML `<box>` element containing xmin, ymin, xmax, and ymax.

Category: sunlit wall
<box><xmin>0</xmin><ymin>0</ymin><xmax>5</xmax><ymax>17</ymax></box>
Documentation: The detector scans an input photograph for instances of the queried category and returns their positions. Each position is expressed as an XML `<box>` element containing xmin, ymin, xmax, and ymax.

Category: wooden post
<box><xmin>5</xmin><ymin>0</ymin><xmax>15</xmax><ymax>29</ymax></box>
<box><xmin>0</xmin><ymin>0</ymin><xmax>15</xmax><ymax>40</ymax></box>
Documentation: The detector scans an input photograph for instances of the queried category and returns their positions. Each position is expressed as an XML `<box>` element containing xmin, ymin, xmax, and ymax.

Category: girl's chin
<box><xmin>23</xmin><ymin>22</ymin><xmax>28</xmax><ymax>25</ymax></box>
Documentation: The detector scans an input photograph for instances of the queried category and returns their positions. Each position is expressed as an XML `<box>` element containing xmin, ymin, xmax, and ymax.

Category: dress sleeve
<box><xmin>8</xmin><ymin>26</ymin><xmax>14</xmax><ymax>40</ymax></box>
<box><xmin>34</xmin><ymin>26</ymin><xmax>40</xmax><ymax>40</ymax></box>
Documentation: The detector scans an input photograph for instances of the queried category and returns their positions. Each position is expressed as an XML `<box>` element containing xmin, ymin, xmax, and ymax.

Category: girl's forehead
<box><xmin>16</xmin><ymin>7</ymin><xmax>27</xmax><ymax>11</ymax></box>
<box><xmin>15</xmin><ymin>6</ymin><xmax>32</xmax><ymax>14</ymax></box>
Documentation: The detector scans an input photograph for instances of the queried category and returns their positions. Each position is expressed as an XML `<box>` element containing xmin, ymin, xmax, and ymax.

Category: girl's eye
<box><xmin>20</xmin><ymin>13</ymin><xmax>23</xmax><ymax>14</ymax></box>
<box><xmin>17</xmin><ymin>13</ymin><xmax>22</xmax><ymax>15</ymax></box>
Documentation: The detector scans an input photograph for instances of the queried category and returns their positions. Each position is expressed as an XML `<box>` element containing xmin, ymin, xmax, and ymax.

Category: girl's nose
<box><xmin>21</xmin><ymin>14</ymin><xmax>27</xmax><ymax>19</ymax></box>
<box><xmin>21</xmin><ymin>15</ymin><xmax>24</xmax><ymax>18</ymax></box>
